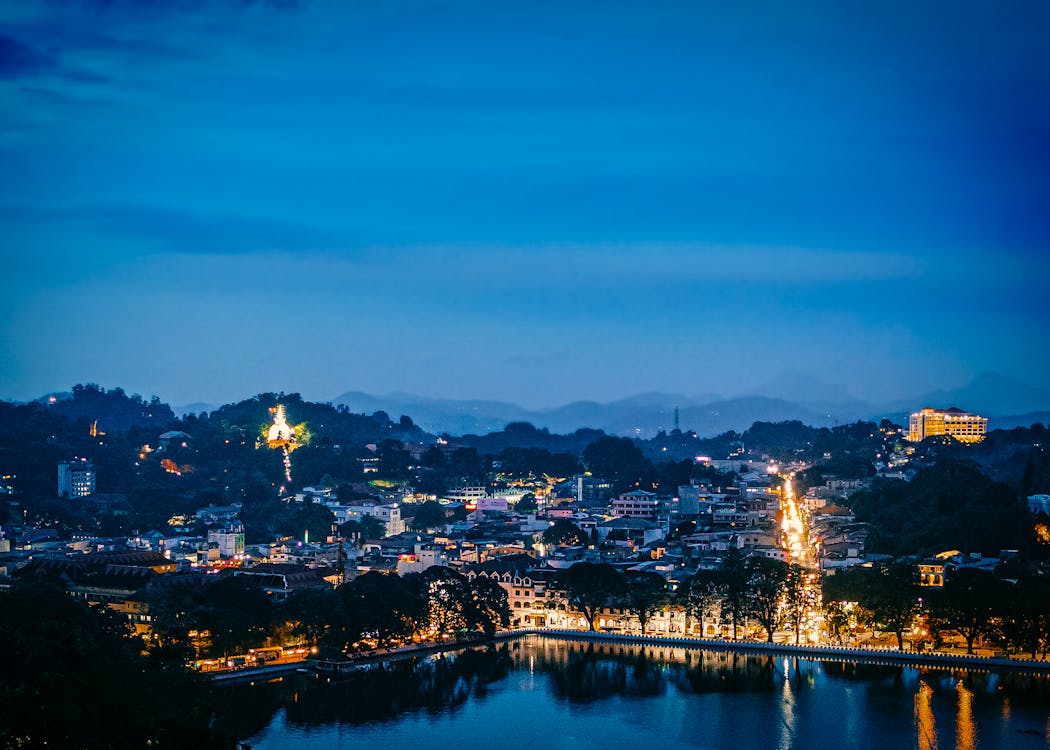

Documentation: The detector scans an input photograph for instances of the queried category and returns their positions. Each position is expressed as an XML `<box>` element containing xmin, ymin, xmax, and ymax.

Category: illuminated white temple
<box><xmin>267</xmin><ymin>404</ymin><xmax>297</xmax><ymax>449</ymax></box>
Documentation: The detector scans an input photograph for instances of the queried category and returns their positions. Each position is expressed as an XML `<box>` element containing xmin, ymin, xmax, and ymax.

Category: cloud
<box><xmin>0</xmin><ymin>203</ymin><xmax>330</xmax><ymax>254</ymax></box>
<box><xmin>0</xmin><ymin>33</ymin><xmax>52</xmax><ymax>79</ymax></box>
<box><xmin>362</xmin><ymin>242</ymin><xmax>928</xmax><ymax>288</ymax></box>
<box><xmin>70</xmin><ymin>0</ymin><xmax>302</xmax><ymax>12</ymax></box>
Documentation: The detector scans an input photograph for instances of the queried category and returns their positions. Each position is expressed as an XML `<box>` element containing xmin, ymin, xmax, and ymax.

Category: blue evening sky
<box><xmin>1</xmin><ymin>0</ymin><xmax>1048</xmax><ymax>408</ymax></box>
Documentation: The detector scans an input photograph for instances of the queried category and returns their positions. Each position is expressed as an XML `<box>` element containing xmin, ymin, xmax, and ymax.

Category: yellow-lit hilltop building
<box><xmin>266</xmin><ymin>404</ymin><xmax>298</xmax><ymax>450</ymax></box>
<box><xmin>907</xmin><ymin>407</ymin><xmax>987</xmax><ymax>443</ymax></box>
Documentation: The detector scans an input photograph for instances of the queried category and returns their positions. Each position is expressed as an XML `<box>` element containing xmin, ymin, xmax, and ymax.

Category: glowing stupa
<box><xmin>267</xmin><ymin>404</ymin><xmax>297</xmax><ymax>449</ymax></box>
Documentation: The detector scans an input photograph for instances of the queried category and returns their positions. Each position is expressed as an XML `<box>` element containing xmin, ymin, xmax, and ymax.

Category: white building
<box><xmin>341</xmin><ymin>502</ymin><xmax>406</xmax><ymax>536</ymax></box>
<box><xmin>444</xmin><ymin>486</ymin><xmax>487</xmax><ymax>504</ymax></box>
<box><xmin>294</xmin><ymin>486</ymin><xmax>334</xmax><ymax>503</ymax></box>
<box><xmin>396</xmin><ymin>543</ymin><xmax>448</xmax><ymax>574</ymax></box>
<box><xmin>58</xmin><ymin>459</ymin><xmax>95</xmax><ymax>498</ymax></box>
<box><xmin>611</xmin><ymin>489</ymin><xmax>660</xmax><ymax>519</ymax></box>
<box><xmin>207</xmin><ymin>524</ymin><xmax>245</xmax><ymax>558</ymax></box>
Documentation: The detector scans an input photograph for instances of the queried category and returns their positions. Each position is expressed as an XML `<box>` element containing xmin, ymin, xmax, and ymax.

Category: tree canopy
<box><xmin>848</xmin><ymin>461</ymin><xmax>1031</xmax><ymax>556</ymax></box>
<box><xmin>0</xmin><ymin>583</ymin><xmax>234</xmax><ymax>749</ymax></box>
<box><xmin>557</xmin><ymin>562</ymin><xmax>626</xmax><ymax>631</ymax></box>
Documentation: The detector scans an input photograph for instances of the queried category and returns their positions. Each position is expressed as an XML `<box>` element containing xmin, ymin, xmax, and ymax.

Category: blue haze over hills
<box><xmin>308</xmin><ymin>372</ymin><xmax>1050</xmax><ymax>437</ymax></box>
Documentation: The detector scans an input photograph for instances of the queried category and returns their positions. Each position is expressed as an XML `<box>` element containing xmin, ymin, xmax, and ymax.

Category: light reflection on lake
<box><xmin>223</xmin><ymin>637</ymin><xmax>1050</xmax><ymax>750</ymax></box>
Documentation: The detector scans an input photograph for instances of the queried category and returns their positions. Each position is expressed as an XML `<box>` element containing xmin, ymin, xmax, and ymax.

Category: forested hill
<box><xmin>0</xmin><ymin>386</ymin><xmax>430</xmax><ymax>524</ymax></box>
<box><xmin>42</xmin><ymin>383</ymin><xmax>176</xmax><ymax>432</ymax></box>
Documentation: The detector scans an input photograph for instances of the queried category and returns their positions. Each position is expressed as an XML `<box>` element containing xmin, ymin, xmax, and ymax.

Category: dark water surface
<box><xmin>223</xmin><ymin>636</ymin><xmax>1050</xmax><ymax>750</ymax></box>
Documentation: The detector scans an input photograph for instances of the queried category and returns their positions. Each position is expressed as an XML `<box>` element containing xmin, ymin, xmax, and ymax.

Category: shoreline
<box><xmin>521</xmin><ymin>629</ymin><xmax>1050</xmax><ymax>673</ymax></box>
<box><xmin>210</xmin><ymin>627</ymin><xmax>1050</xmax><ymax>681</ymax></box>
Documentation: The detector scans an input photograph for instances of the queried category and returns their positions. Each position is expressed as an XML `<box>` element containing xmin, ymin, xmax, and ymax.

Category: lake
<box><xmin>222</xmin><ymin>636</ymin><xmax>1050</xmax><ymax>750</ymax></box>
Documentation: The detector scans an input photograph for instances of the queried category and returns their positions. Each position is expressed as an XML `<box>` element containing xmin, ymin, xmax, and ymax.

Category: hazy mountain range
<box><xmin>161</xmin><ymin>372</ymin><xmax>1050</xmax><ymax>438</ymax></box>
<box><xmin>312</xmin><ymin>372</ymin><xmax>1050</xmax><ymax>438</ymax></box>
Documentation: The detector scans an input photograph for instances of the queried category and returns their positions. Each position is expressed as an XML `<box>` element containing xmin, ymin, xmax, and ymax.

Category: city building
<box><xmin>475</xmin><ymin>496</ymin><xmax>509</xmax><ymax>513</ymax></box>
<box><xmin>340</xmin><ymin>502</ymin><xmax>406</xmax><ymax>536</ymax></box>
<box><xmin>907</xmin><ymin>407</ymin><xmax>987</xmax><ymax>443</ymax></box>
<box><xmin>443</xmin><ymin>486</ymin><xmax>488</xmax><ymax>504</ymax></box>
<box><xmin>595</xmin><ymin>517</ymin><xmax>665</xmax><ymax>547</ymax></box>
<box><xmin>293</xmin><ymin>486</ymin><xmax>334</xmax><ymax>503</ymax></box>
<box><xmin>1028</xmin><ymin>494</ymin><xmax>1050</xmax><ymax>516</ymax></box>
<box><xmin>572</xmin><ymin>475</ymin><xmax>614</xmax><ymax>507</ymax></box>
<box><xmin>465</xmin><ymin>555</ymin><xmax>555</xmax><ymax>628</ymax></box>
<box><xmin>207</xmin><ymin>524</ymin><xmax>246</xmax><ymax>558</ymax></box>
<box><xmin>58</xmin><ymin>459</ymin><xmax>95</xmax><ymax>498</ymax></box>
<box><xmin>396</xmin><ymin>543</ymin><xmax>449</xmax><ymax>574</ymax></box>
<box><xmin>611</xmin><ymin>489</ymin><xmax>660</xmax><ymax>519</ymax></box>
<box><xmin>195</xmin><ymin>503</ymin><xmax>243</xmax><ymax>525</ymax></box>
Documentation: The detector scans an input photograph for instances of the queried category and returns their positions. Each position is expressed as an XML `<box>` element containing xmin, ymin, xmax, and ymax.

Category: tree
<box><xmin>516</xmin><ymin>493</ymin><xmax>538</xmax><ymax>513</ymax></box>
<box><xmin>926</xmin><ymin>568</ymin><xmax>1006</xmax><ymax>654</ymax></box>
<box><xmin>283</xmin><ymin>587</ymin><xmax>346</xmax><ymax>647</ymax></box>
<box><xmin>411</xmin><ymin>500</ymin><xmax>447</xmax><ymax>531</ymax></box>
<box><xmin>822</xmin><ymin>566</ymin><xmax>878</xmax><ymax>641</ymax></box>
<box><xmin>848</xmin><ymin>461</ymin><xmax>1032</xmax><ymax>557</ymax></box>
<box><xmin>782</xmin><ymin>564</ymin><xmax>812</xmax><ymax>645</ymax></box>
<box><xmin>147</xmin><ymin>579</ymin><xmax>207</xmax><ymax>657</ymax></box>
<box><xmin>339</xmin><ymin>572</ymin><xmax>427</xmax><ymax>648</ymax></box>
<box><xmin>865</xmin><ymin>562</ymin><xmax>920</xmax><ymax>650</ymax></box>
<box><xmin>680</xmin><ymin>569</ymin><xmax>720</xmax><ymax>636</ymax></box>
<box><xmin>622</xmin><ymin>571</ymin><xmax>667</xmax><ymax>634</ymax></box>
<box><xmin>423</xmin><ymin>566</ymin><xmax>474</xmax><ymax>636</ymax></box>
<box><xmin>745</xmin><ymin>556</ymin><xmax>789</xmax><ymax>643</ymax></box>
<box><xmin>193</xmin><ymin>575</ymin><xmax>273</xmax><ymax>658</ymax></box>
<box><xmin>542</xmin><ymin>519</ymin><xmax>586</xmax><ymax>547</ymax></box>
<box><xmin>0</xmin><ymin>583</ymin><xmax>233</xmax><ymax>749</ymax></box>
<box><xmin>339</xmin><ymin>514</ymin><xmax>386</xmax><ymax>542</ymax></box>
<box><xmin>467</xmin><ymin>575</ymin><xmax>511</xmax><ymax>639</ymax></box>
<box><xmin>285</xmin><ymin>502</ymin><xmax>336</xmax><ymax>542</ymax></box>
<box><xmin>582</xmin><ymin>436</ymin><xmax>654</xmax><ymax>491</ymax></box>
<box><xmin>557</xmin><ymin>563</ymin><xmax>626</xmax><ymax>631</ymax></box>
<box><xmin>995</xmin><ymin>577</ymin><xmax>1050</xmax><ymax>659</ymax></box>
<box><xmin>714</xmin><ymin>548</ymin><xmax>750</xmax><ymax>640</ymax></box>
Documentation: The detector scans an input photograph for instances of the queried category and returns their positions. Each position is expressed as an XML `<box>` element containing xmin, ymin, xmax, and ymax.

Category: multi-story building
<box><xmin>465</xmin><ymin>555</ymin><xmax>555</xmax><ymax>629</ymax></box>
<box><xmin>443</xmin><ymin>486</ymin><xmax>487</xmax><ymax>505</ymax></box>
<box><xmin>611</xmin><ymin>489</ymin><xmax>660</xmax><ymax>519</ymax></box>
<box><xmin>573</xmin><ymin>475</ymin><xmax>614</xmax><ymax>508</ymax></box>
<box><xmin>58</xmin><ymin>459</ymin><xmax>95</xmax><ymax>498</ymax></box>
<box><xmin>207</xmin><ymin>524</ymin><xmax>246</xmax><ymax>559</ymax></box>
<box><xmin>396</xmin><ymin>543</ymin><xmax>448</xmax><ymax>574</ymax></box>
<box><xmin>677</xmin><ymin>485</ymin><xmax>730</xmax><ymax>515</ymax></box>
<box><xmin>907</xmin><ymin>407</ymin><xmax>987</xmax><ymax>443</ymax></box>
<box><xmin>339</xmin><ymin>502</ymin><xmax>405</xmax><ymax>536</ymax></box>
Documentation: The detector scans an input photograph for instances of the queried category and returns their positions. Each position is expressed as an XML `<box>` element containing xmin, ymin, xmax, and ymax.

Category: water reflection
<box><xmin>215</xmin><ymin>645</ymin><xmax>512</xmax><ymax>738</ymax></box>
<box><xmin>956</xmin><ymin>681</ymin><xmax>975</xmax><ymax>750</ymax></box>
<box><xmin>915</xmin><ymin>680</ymin><xmax>939</xmax><ymax>750</ymax></box>
<box><xmin>223</xmin><ymin>637</ymin><xmax>1050</xmax><ymax>750</ymax></box>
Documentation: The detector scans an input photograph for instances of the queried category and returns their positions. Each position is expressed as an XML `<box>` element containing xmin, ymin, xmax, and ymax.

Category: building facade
<box><xmin>207</xmin><ymin>524</ymin><xmax>246</xmax><ymax>558</ymax></box>
<box><xmin>58</xmin><ymin>459</ymin><xmax>95</xmax><ymax>498</ymax></box>
<box><xmin>611</xmin><ymin>489</ymin><xmax>660</xmax><ymax>519</ymax></box>
<box><xmin>907</xmin><ymin>407</ymin><xmax>987</xmax><ymax>443</ymax></box>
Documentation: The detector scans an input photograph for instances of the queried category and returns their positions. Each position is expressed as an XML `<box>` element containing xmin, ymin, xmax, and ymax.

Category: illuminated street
<box><xmin>780</xmin><ymin>476</ymin><xmax>824</xmax><ymax>643</ymax></box>
<box><xmin>780</xmin><ymin>478</ymin><xmax>814</xmax><ymax>568</ymax></box>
